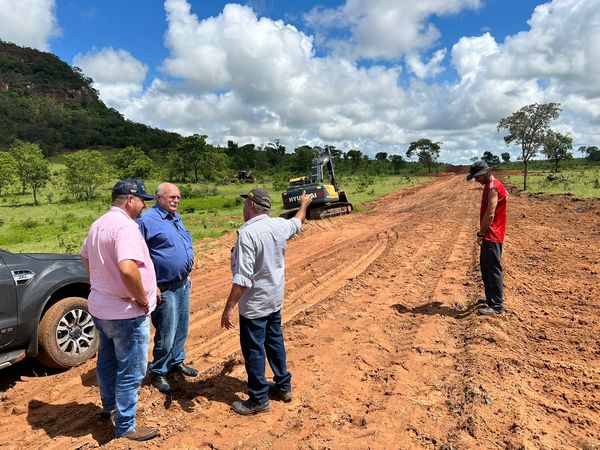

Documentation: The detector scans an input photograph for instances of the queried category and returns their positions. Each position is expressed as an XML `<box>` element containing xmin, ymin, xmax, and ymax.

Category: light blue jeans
<box><xmin>149</xmin><ymin>280</ymin><xmax>190</xmax><ymax>376</ymax></box>
<box><xmin>92</xmin><ymin>315</ymin><xmax>150</xmax><ymax>437</ymax></box>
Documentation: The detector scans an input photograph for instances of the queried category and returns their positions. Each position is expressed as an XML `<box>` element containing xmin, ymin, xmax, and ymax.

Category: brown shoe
<box><xmin>122</xmin><ymin>426</ymin><xmax>158</xmax><ymax>441</ymax></box>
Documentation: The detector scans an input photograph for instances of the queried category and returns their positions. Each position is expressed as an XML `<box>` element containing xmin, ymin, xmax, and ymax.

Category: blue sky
<box><xmin>1</xmin><ymin>0</ymin><xmax>599</xmax><ymax>163</ymax></box>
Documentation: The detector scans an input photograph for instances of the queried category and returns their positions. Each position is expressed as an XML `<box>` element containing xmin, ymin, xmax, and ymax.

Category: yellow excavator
<box><xmin>281</xmin><ymin>149</ymin><xmax>352</xmax><ymax>220</ymax></box>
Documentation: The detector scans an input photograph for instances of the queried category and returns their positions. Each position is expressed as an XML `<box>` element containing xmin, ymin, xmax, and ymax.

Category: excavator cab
<box><xmin>281</xmin><ymin>149</ymin><xmax>352</xmax><ymax>220</ymax></box>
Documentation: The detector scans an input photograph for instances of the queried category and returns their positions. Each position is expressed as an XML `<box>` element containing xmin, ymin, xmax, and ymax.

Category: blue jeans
<box><xmin>239</xmin><ymin>310</ymin><xmax>291</xmax><ymax>404</ymax></box>
<box><xmin>92</xmin><ymin>315</ymin><xmax>150</xmax><ymax>437</ymax></box>
<box><xmin>149</xmin><ymin>280</ymin><xmax>190</xmax><ymax>376</ymax></box>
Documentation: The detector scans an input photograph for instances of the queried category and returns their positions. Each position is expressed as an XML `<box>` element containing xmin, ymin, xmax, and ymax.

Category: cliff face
<box><xmin>0</xmin><ymin>40</ymin><xmax>179</xmax><ymax>153</ymax></box>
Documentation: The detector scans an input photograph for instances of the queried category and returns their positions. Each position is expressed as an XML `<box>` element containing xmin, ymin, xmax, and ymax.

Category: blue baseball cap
<box><xmin>112</xmin><ymin>178</ymin><xmax>155</xmax><ymax>200</ymax></box>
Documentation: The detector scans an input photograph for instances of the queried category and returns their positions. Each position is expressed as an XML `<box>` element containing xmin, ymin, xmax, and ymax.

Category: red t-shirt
<box><xmin>480</xmin><ymin>178</ymin><xmax>507</xmax><ymax>243</ymax></box>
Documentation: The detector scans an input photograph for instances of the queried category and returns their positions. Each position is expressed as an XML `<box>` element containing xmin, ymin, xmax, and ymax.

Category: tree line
<box><xmin>0</xmin><ymin>137</ymin><xmax>443</xmax><ymax>205</ymax></box>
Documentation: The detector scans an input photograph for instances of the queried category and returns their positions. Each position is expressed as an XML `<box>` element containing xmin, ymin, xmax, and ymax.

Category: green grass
<box><xmin>502</xmin><ymin>168</ymin><xmax>600</xmax><ymax>198</ymax></box>
<box><xmin>0</xmin><ymin>174</ymin><xmax>428</xmax><ymax>254</ymax></box>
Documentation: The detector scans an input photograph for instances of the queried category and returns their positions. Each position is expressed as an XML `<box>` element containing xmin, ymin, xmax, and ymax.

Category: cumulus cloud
<box><xmin>406</xmin><ymin>49</ymin><xmax>447</xmax><ymax>79</ymax></box>
<box><xmin>73</xmin><ymin>48</ymin><xmax>148</xmax><ymax>110</ymax></box>
<box><xmin>304</xmin><ymin>0</ymin><xmax>481</xmax><ymax>60</ymax></box>
<box><xmin>0</xmin><ymin>0</ymin><xmax>60</xmax><ymax>51</ymax></box>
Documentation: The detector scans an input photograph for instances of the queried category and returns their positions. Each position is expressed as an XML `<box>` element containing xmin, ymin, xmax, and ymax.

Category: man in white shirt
<box><xmin>221</xmin><ymin>188</ymin><xmax>312</xmax><ymax>415</ymax></box>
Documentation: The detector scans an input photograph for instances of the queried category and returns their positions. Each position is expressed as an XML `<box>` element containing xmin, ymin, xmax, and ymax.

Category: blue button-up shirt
<box><xmin>231</xmin><ymin>214</ymin><xmax>302</xmax><ymax>319</ymax></box>
<box><xmin>137</xmin><ymin>204</ymin><xmax>194</xmax><ymax>284</ymax></box>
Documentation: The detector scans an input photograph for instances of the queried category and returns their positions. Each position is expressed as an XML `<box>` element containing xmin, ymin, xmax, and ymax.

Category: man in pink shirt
<box><xmin>81</xmin><ymin>178</ymin><xmax>159</xmax><ymax>442</ymax></box>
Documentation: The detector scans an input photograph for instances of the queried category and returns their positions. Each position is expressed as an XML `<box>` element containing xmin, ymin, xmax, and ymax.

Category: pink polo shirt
<box><xmin>81</xmin><ymin>207</ymin><xmax>157</xmax><ymax>320</ymax></box>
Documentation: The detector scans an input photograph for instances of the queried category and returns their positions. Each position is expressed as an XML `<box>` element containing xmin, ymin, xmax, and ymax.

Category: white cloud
<box><xmin>0</xmin><ymin>0</ymin><xmax>60</xmax><ymax>51</ymax></box>
<box><xmin>304</xmin><ymin>0</ymin><xmax>481</xmax><ymax>60</ymax></box>
<box><xmin>72</xmin><ymin>48</ymin><xmax>148</xmax><ymax>110</ymax></box>
<box><xmin>406</xmin><ymin>49</ymin><xmax>447</xmax><ymax>79</ymax></box>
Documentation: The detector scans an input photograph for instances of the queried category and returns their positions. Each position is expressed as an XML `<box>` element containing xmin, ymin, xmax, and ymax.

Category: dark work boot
<box><xmin>151</xmin><ymin>374</ymin><xmax>175</xmax><ymax>394</ymax></box>
<box><xmin>268</xmin><ymin>381</ymin><xmax>293</xmax><ymax>402</ymax></box>
<box><xmin>478</xmin><ymin>306</ymin><xmax>503</xmax><ymax>316</ymax></box>
<box><xmin>231</xmin><ymin>399</ymin><xmax>271</xmax><ymax>416</ymax></box>
<box><xmin>174</xmin><ymin>363</ymin><xmax>198</xmax><ymax>377</ymax></box>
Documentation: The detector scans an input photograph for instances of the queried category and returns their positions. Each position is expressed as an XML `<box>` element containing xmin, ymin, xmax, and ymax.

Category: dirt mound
<box><xmin>1</xmin><ymin>175</ymin><xmax>598</xmax><ymax>449</ymax></box>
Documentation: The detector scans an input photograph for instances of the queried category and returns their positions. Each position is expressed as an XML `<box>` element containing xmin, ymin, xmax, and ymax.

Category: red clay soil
<box><xmin>1</xmin><ymin>175</ymin><xmax>598</xmax><ymax>449</ymax></box>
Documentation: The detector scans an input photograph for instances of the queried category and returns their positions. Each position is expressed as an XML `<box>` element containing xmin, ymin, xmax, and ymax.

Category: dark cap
<box><xmin>112</xmin><ymin>178</ymin><xmax>155</xmax><ymax>200</ymax></box>
<box><xmin>241</xmin><ymin>188</ymin><xmax>271</xmax><ymax>209</ymax></box>
<box><xmin>466</xmin><ymin>160</ymin><xmax>491</xmax><ymax>181</ymax></box>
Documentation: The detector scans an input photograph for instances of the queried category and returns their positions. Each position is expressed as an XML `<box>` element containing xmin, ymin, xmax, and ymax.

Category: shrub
<box><xmin>22</xmin><ymin>218</ymin><xmax>39</xmax><ymax>229</ymax></box>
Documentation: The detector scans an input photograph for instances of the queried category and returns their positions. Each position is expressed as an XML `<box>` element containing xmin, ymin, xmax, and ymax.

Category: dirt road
<box><xmin>1</xmin><ymin>175</ymin><xmax>599</xmax><ymax>449</ymax></box>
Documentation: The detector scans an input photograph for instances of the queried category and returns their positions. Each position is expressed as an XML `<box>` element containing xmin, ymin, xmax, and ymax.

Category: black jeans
<box><xmin>239</xmin><ymin>310</ymin><xmax>291</xmax><ymax>404</ymax></box>
<box><xmin>480</xmin><ymin>241</ymin><xmax>504</xmax><ymax>310</ymax></box>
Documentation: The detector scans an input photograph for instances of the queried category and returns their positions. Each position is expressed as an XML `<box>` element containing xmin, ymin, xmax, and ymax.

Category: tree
<box><xmin>173</xmin><ymin>134</ymin><xmax>210</xmax><ymax>182</ymax></box>
<box><xmin>113</xmin><ymin>146</ymin><xmax>155</xmax><ymax>179</ymax></box>
<box><xmin>501</xmin><ymin>152</ymin><xmax>511</xmax><ymax>163</ymax></box>
<box><xmin>9</xmin><ymin>140</ymin><xmax>50</xmax><ymax>205</ymax></box>
<box><xmin>389</xmin><ymin>154</ymin><xmax>406</xmax><ymax>172</ymax></box>
<box><xmin>63</xmin><ymin>150</ymin><xmax>110</xmax><ymax>200</ymax></box>
<box><xmin>346</xmin><ymin>149</ymin><xmax>363</xmax><ymax>171</ymax></box>
<box><xmin>582</xmin><ymin>145</ymin><xmax>600</xmax><ymax>162</ymax></box>
<box><xmin>542</xmin><ymin>130</ymin><xmax>572</xmax><ymax>172</ymax></box>
<box><xmin>375</xmin><ymin>152</ymin><xmax>388</xmax><ymax>161</ymax></box>
<box><xmin>0</xmin><ymin>152</ymin><xmax>17</xmax><ymax>195</ymax></box>
<box><xmin>497</xmin><ymin>103</ymin><xmax>561</xmax><ymax>190</ymax></box>
<box><xmin>482</xmin><ymin>151</ymin><xmax>501</xmax><ymax>167</ymax></box>
<box><xmin>292</xmin><ymin>146</ymin><xmax>318</xmax><ymax>173</ymax></box>
<box><xmin>265</xmin><ymin>139</ymin><xmax>286</xmax><ymax>167</ymax></box>
<box><xmin>406</xmin><ymin>138</ymin><xmax>441</xmax><ymax>173</ymax></box>
<box><xmin>204</xmin><ymin>150</ymin><xmax>231</xmax><ymax>182</ymax></box>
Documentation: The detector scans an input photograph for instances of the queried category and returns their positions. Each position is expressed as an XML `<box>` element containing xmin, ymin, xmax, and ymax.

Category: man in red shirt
<box><xmin>467</xmin><ymin>160</ymin><xmax>507</xmax><ymax>315</ymax></box>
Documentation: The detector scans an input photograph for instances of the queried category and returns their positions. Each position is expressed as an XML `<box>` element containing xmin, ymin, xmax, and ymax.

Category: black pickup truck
<box><xmin>0</xmin><ymin>249</ymin><xmax>97</xmax><ymax>370</ymax></box>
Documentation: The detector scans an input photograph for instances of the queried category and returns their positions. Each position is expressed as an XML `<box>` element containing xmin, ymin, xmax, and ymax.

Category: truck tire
<box><xmin>37</xmin><ymin>296</ymin><xmax>98</xmax><ymax>369</ymax></box>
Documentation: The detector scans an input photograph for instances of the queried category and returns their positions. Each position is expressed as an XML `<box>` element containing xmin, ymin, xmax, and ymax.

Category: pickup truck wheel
<box><xmin>37</xmin><ymin>297</ymin><xmax>98</xmax><ymax>369</ymax></box>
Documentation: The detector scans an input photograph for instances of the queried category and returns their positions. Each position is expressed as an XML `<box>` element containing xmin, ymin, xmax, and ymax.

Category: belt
<box><xmin>157</xmin><ymin>278</ymin><xmax>188</xmax><ymax>292</ymax></box>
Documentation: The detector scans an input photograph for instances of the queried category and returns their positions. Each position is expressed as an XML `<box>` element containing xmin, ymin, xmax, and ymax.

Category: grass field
<box><xmin>0</xmin><ymin>174</ymin><xmax>428</xmax><ymax>254</ymax></box>
<box><xmin>502</xmin><ymin>166</ymin><xmax>600</xmax><ymax>198</ymax></box>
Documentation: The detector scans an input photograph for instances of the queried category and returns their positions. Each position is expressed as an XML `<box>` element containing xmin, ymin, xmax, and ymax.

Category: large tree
<box><xmin>582</xmin><ymin>145</ymin><xmax>600</xmax><ymax>162</ymax></box>
<box><xmin>63</xmin><ymin>150</ymin><xmax>110</xmax><ymax>200</ymax></box>
<box><xmin>406</xmin><ymin>138</ymin><xmax>441</xmax><ymax>173</ymax></box>
<box><xmin>0</xmin><ymin>152</ymin><xmax>17</xmax><ymax>195</ymax></box>
<box><xmin>114</xmin><ymin>146</ymin><xmax>156</xmax><ymax>179</ymax></box>
<box><xmin>174</xmin><ymin>134</ymin><xmax>208</xmax><ymax>182</ymax></box>
<box><xmin>497</xmin><ymin>102</ymin><xmax>561</xmax><ymax>190</ymax></box>
<box><xmin>9</xmin><ymin>140</ymin><xmax>50</xmax><ymax>205</ymax></box>
<box><xmin>542</xmin><ymin>130</ymin><xmax>572</xmax><ymax>172</ymax></box>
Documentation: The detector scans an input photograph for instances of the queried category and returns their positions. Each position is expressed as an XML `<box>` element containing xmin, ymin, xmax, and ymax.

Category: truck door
<box><xmin>0</xmin><ymin>255</ymin><xmax>18</xmax><ymax>348</ymax></box>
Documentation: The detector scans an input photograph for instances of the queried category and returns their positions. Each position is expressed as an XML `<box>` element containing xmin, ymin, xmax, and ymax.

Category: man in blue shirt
<box><xmin>221</xmin><ymin>188</ymin><xmax>312</xmax><ymax>415</ymax></box>
<box><xmin>138</xmin><ymin>182</ymin><xmax>196</xmax><ymax>394</ymax></box>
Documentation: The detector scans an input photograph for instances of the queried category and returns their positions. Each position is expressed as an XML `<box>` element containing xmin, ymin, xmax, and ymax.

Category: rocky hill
<box><xmin>0</xmin><ymin>40</ymin><xmax>179</xmax><ymax>154</ymax></box>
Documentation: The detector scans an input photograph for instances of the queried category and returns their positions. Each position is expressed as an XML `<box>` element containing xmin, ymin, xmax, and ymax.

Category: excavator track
<box><xmin>279</xmin><ymin>202</ymin><xmax>353</xmax><ymax>220</ymax></box>
<box><xmin>309</xmin><ymin>202</ymin><xmax>353</xmax><ymax>220</ymax></box>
